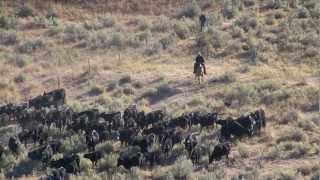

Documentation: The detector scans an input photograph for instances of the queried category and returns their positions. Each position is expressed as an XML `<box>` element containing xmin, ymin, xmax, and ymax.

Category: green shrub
<box><xmin>17</xmin><ymin>39</ymin><xmax>44</xmax><ymax>54</ymax></box>
<box><xmin>132</xmin><ymin>81</ymin><xmax>143</xmax><ymax>89</ymax></box>
<box><xmin>46</xmin><ymin>10</ymin><xmax>58</xmax><ymax>19</ymax></box>
<box><xmin>276</xmin><ymin>128</ymin><xmax>307</xmax><ymax>143</ymax></box>
<box><xmin>177</xmin><ymin>0</ymin><xmax>201</xmax><ymax>18</ymax></box>
<box><xmin>16</xmin><ymin>5</ymin><xmax>34</xmax><ymax>18</ymax></box>
<box><xmin>98</xmin><ymin>153</ymin><xmax>118</xmax><ymax>171</ymax></box>
<box><xmin>278</xmin><ymin>110</ymin><xmax>299</xmax><ymax>124</ymax></box>
<box><xmin>151</xmin><ymin>16</ymin><xmax>172</xmax><ymax>33</ymax></box>
<box><xmin>173</xmin><ymin>22</ymin><xmax>189</xmax><ymax>39</ymax></box>
<box><xmin>25</xmin><ymin>16</ymin><xmax>52</xmax><ymax>29</ymax></box>
<box><xmin>119</xmin><ymin>75</ymin><xmax>132</xmax><ymax>85</ymax></box>
<box><xmin>237</xmin><ymin>142</ymin><xmax>249</xmax><ymax>158</ymax></box>
<box><xmin>0</xmin><ymin>153</ymin><xmax>15</xmax><ymax>171</ymax></box>
<box><xmin>243</xmin><ymin>0</ymin><xmax>255</xmax><ymax>7</ymax></box>
<box><xmin>298</xmin><ymin>118</ymin><xmax>316</xmax><ymax>131</ymax></box>
<box><xmin>14</xmin><ymin>55</ymin><xmax>29</xmax><ymax>68</ymax></box>
<box><xmin>224</xmin><ymin>83</ymin><xmax>258</xmax><ymax>106</ymax></box>
<box><xmin>80</xmin><ymin>157</ymin><xmax>93</xmax><ymax>175</ymax></box>
<box><xmin>0</xmin><ymin>16</ymin><xmax>18</xmax><ymax>30</ymax></box>
<box><xmin>260</xmin><ymin>169</ymin><xmax>298</xmax><ymax>180</ymax></box>
<box><xmin>89</xmin><ymin>85</ymin><xmax>104</xmax><ymax>96</ymax></box>
<box><xmin>214</xmin><ymin>73</ymin><xmax>236</xmax><ymax>83</ymax></box>
<box><xmin>83</xmin><ymin>19</ymin><xmax>103</xmax><ymax>31</ymax></box>
<box><xmin>109</xmin><ymin>32</ymin><xmax>126</xmax><ymax>50</ymax></box>
<box><xmin>63</xmin><ymin>24</ymin><xmax>89</xmax><ymax>43</ymax></box>
<box><xmin>14</xmin><ymin>74</ymin><xmax>26</xmax><ymax>84</ymax></box>
<box><xmin>220</xmin><ymin>40</ymin><xmax>242</xmax><ymax>57</ymax></box>
<box><xmin>297</xmin><ymin>7</ymin><xmax>310</xmax><ymax>18</ymax></box>
<box><xmin>61</xmin><ymin>134</ymin><xmax>87</xmax><ymax>154</ymax></box>
<box><xmin>235</xmin><ymin>15</ymin><xmax>257</xmax><ymax>32</ymax></box>
<box><xmin>96</xmin><ymin>142</ymin><xmax>114</xmax><ymax>154</ymax></box>
<box><xmin>221</xmin><ymin>2</ymin><xmax>237</xmax><ymax>19</ymax></box>
<box><xmin>100</xmin><ymin>16</ymin><xmax>115</xmax><ymax>28</ymax></box>
<box><xmin>144</xmin><ymin>42</ymin><xmax>161</xmax><ymax>56</ymax></box>
<box><xmin>261</xmin><ymin>89</ymin><xmax>291</xmax><ymax>105</ymax></box>
<box><xmin>171</xmin><ymin>156</ymin><xmax>193</xmax><ymax>180</ymax></box>
<box><xmin>46</xmin><ymin>26</ymin><xmax>63</xmax><ymax>37</ymax></box>
<box><xmin>263</xmin><ymin>145</ymin><xmax>280</xmax><ymax>160</ymax></box>
<box><xmin>159</xmin><ymin>34</ymin><xmax>174</xmax><ymax>50</ymax></box>
<box><xmin>278</xmin><ymin>141</ymin><xmax>313</xmax><ymax>159</ymax></box>
<box><xmin>86</xmin><ymin>31</ymin><xmax>109</xmax><ymax>49</ymax></box>
<box><xmin>303</xmin><ymin>47</ymin><xmax>319</xmax><ymax>58</ymax></box>
<box><xmin>136</xmin><ymin>17</ymin><xmax>150</xmax><ymax>31</ymax></box>
<box><xmin>122</xmin><ymin>86</ymin><xmax>134</xmax><ymax>95</ymax></box>
<box><xmin>265</xmin><ymin>15</ymin><xmax>275</xmax><ymax>25</ymax></box>
<box><xmin>153</xmin><ymin>168</ymin><xmax>174</xmax><ymax>180</ymax></box>
<box><xmin>137</xmin><ymin>30</ymin><xmax>151</xmax><ymax>45</ymax></box>
<box><xmin>0</xmin><ymin>30</ymin><xmax>19</xmax><ymax>45</ymax></box>
<box><xmin>127</xmin><ymin>35</ymin><xmax>142</xmax><ymax>49</ymax></box>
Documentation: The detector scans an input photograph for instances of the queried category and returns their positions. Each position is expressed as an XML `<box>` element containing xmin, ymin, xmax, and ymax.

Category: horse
<box><xmin>194</xmin><ymin>63</ymin><xmax>204</xmax><ymax>84</ymax></box>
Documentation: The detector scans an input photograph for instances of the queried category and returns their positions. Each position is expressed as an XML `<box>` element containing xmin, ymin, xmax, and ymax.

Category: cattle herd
<box><xmin>0</xmin><ymin>88</ymin><xmax>266</xmax><ymax>178</ymax></box>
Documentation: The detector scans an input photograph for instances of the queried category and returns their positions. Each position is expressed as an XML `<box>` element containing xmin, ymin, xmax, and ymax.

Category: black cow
<box><xmin>50</xmin><ymin>167</ymin><xmax>67</xmax><ymax>180</ymax></box>
<box><xmin>160</xmin><ymin>128</ymin><xmax>183</xmax><ymax>149</ymax></box>
<box><xmin>209</xmin><ymin>142</ymin><xmax>231</xmax><ymax>163</ymax></box>
<box><xmin>161</xmin><ymin>137</ymin><xmax>173</xmax><ymax>159</ymax></box>
<box><xmin>129</xmin><ymin>134</ymin><xmax>156</xmax><ymax>153</ymax></box>
<box><xmin>216</xmin><ymin>116</ymin><xmax>256</xmax><ymax>140</ymax></box>
<box><xmin>86</xmin><ymin>130</ymin><xmax>100</xmax><ymax>151</ymax></box>
<box><xmin>84</xmin><ymin>151</ymin><xmax>103</xmax><ymax>167</ymax></box>
<box><xmin>99</xmin><ymin>130</ymin><xmax>119</xmax><ymax>142</ymax></box>
<box><xmin>0</xmin><ymin>113</ymin><xmax>10</xmax><ymax>127</ymax></box>
<box><xmin>145</xmin><ymin>149</ymin><xmax>162</xmax><ymax>166</ymax></box>
<box><xmin>142</xmin><ymin>121</ymin><xmax>168</xmax><ymax>137</ymax></box>
<box><xmin>168</xmin><ymin>114</ymin><xmax>192</xmax><ymax>129</ymax></box>
<box><xmin>117</xmin><ymin>146</ymin><xmax>145</xmax><ymax>169</ymax></box>
<box><xmin>143</xmin><ymin>110</ymin><xmax>165</xmax><ymax>128</ymax></box>
<box><xmin>74</xmin><ymin>109</ymin><xmax>99</xmax><ymax>122</ymax></box>
<box><xmin>119</xmin><ymin>128</ymin><xmax>138</xmax><ymax>145</ymax></box>
<box><xmin>29</xmin><ymin>88</ymin><xmax>66</xmax><ymax>109</ymax></box>
<box><xmin>49</xmin><ymin>154</ymin><xmax>80</xmax><ymax>174</ymax></box>
<box><xmin>184</xmin><ymin>133</ymin><xmax>198</xmax><ymax>157</ymax></box>
<box><xmin>67</xmin><ymin>114</ymin><xmax>89</xmax><ymax>133</ymax></box>
<box><xmin>17</xmin><ymin>108</ymin><xmax>36</xmax><ymax>130</ymax></box>
<box><xmin>0</xmin><ymin>144</ymin><xmax>4</xmax><ymax>158</ymax></box>
<box><xmin>28</xmin><ymin>144</ymin><xmax>53</xmax><ymax>164</ymax></box>
<box><xmin>8</xmin><ymin>136</ymin><xmax>20</xmax><ymax>158</ymax></box>
<box><xmin>250</xmin><ymin>109</ymin><xmax>266</xmax><ymax>133</ymax></box>
<box><xmin>49</xmin><ymin>106</ymin><xmax>73</xmax><ymax>132</ymax></box>
<box><xmin>0</xmin><ymin>103</ymin><xmax>17</xmax><ymax>120</ymax></box>
<box><xmin>48</xmin><ymin>140</ymin><xmax>62</xmax><ymax>154</ymax></box>
<box><xmin>195</xmin><ymin>112</ymin><xmax>218</xmax><ymax>131</ymax></box>
<box><xmin>190</xmin><ymin>145</ymin><xmax>203</xmax><ymax>165</ymax></box>
<box><xmin>123</xmin><ymin>105</ymin><xmax>138</xmax><ymax>123</ymax></box>
<box><xmin>99</xmin><ymin>112</ymin><xmax>122</xmax><ymax>129</ymax></box>
<box><xmin>18</xmin><ymin>130</ymin><xmax>33</xmax><ymax>146</ymax></box>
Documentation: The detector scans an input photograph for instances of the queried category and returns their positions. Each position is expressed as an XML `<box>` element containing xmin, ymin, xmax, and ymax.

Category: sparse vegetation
<box><xmin>0</xmin><ymin>30</ymin><xmax>18</xmax><ymax>45</ymax></box>
<box><xmin>0</xmin><ymin>1</ymin><xmax>319</xmax><ymax>179</ymax></box>
<box><xmin>17</xmin><ymin>39</ymin><xmax>44</xmax><ymax>54</ymax></box>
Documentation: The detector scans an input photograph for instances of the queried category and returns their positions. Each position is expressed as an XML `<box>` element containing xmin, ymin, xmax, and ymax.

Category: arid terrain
<box><xmin>0</xmin><ymin>0</ymin><xmax>319</xmax><ymax>179</ymax></box>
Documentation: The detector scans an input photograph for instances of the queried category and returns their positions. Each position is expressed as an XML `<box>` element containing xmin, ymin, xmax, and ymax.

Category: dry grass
<box><xmin>0</xmin><ymin>0</ymin><xmax>319</xmax><ymax>179</ymax></box>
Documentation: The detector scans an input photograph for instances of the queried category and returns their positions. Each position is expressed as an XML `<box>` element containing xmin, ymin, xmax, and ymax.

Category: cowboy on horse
<box><xmin>194</xmin><ymin>52</ymin><xmax>207</xmax><ymax>75</ymax></box>
<box><xmin>193</xmin><ymin>52</ymin><xmax>207</xmax><ymax>84</ymax></box>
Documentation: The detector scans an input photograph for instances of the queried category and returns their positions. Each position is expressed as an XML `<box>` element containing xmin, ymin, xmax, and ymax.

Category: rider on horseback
<box><xmin>194</xmin><ymin>52</ymin><xmax>207</xmax><ymax>75</ymax></box>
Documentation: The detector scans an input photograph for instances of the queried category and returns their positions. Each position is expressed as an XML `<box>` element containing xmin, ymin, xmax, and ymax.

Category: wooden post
<box><xmin>57</xmin><ymin>76</ymin><xmax>60</xmax><ymax>89</ymax></box>
<box><xmin>87</xmin><ymin>58</ymin><xmax>90</xmax><ymax>74</ymax></box>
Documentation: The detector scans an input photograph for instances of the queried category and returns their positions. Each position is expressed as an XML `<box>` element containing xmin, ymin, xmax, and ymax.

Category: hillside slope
<box><xmin>0</xmin><ymin>0</ymin><xmax>319</xmax><ymax>179</ymax></box>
